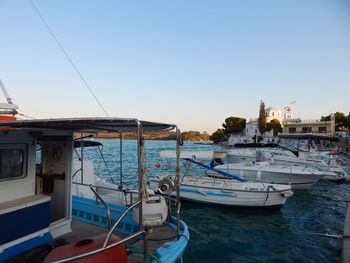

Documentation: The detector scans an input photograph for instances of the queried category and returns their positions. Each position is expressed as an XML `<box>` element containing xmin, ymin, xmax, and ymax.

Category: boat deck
<box><xmin>5</xmin><ymin>220</ymin><xmax>178</xmax><ymax>263</ymax></box>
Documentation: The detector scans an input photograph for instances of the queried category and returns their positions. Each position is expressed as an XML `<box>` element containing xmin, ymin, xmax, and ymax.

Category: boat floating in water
<box><xmin>150</xmin><ymin>155</ymin><xmax>294</xmax><ymax>209</ymax></box>
<box><xmin>0</xmin><ymin>117</ymin><xmax>189</xmax><ymax>263</ymax></box>
<box><xmin>227</xmin><ymin>134</ymin><xmax>349</xmax><ymax>182</ymax></box>
<box><xmin>212</xmin><ymin>161</ymin><xmax>322</xmax><ymax>189</ymax></box>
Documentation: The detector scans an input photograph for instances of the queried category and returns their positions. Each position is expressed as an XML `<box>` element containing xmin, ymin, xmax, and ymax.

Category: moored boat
<box><xmin>227</xmin><ymin>134</ymin><xmax>349</xmax><ymax>182</ymax></box>
<box><xmin>150</xmin><ymin>174</ymin><xmax>293</xmax><ymax>209</ymax></box>
<box><xmin>0</xmin><ymin>117</ymin><xmax>189</xmax><ymax>263</ymax></box>
<box><xmin>212</xmin><ymin>161</ymin><xmax>322</xmax><ymax>189</ymax></box>
<box><xmin>150</xmin><ymin>157</ymin><xmax>293</xmax><ymax>209</ymax></box>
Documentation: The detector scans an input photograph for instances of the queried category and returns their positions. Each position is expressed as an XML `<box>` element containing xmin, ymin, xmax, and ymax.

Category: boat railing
<box><xmin>72</xmin><ymin>181</ymin><xmax>136</xmax><ymax>206</ymax></box>
<box><xmin>103</xmin><ymin>200</ymin><xmax>141</xmax><ymax>247</ymax></box>
<box><xmin>73</xmin><ymin>181</ymin><xmax>179</xmax><ymax>223</ymax></box>
<box><xmin>47</xmin><ymin>200</ymin><xmax>144</xmax><ymax>263</ymax></box>
<box><xmin>88</xmin><ymin>184</ymin><xmax>112</xmax><ymax>230</ymax></box>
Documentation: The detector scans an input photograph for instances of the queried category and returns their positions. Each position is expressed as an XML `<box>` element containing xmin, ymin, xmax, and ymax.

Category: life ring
<box><xmin>330</xmin><ymin>150</ymin><xmax>337</xmax><ymax>156</ymax></box>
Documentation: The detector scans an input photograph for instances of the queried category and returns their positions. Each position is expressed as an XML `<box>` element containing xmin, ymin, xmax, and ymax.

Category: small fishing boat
<box><xmin>150</xmin><ymin>157</ymin><xmax>293</xmax><ymax>209</ymax></box>
<box><xmin>150</xmin><ymin>175</ymin><xmax>293</xmax><ymax>209</ymax></box>
<box><xmin>0</xmin><ymin>117</ymin><xmax>189</xmax><ymax>263</ymax></box>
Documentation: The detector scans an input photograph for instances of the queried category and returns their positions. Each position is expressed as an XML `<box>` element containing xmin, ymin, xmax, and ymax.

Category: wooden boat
<box><xmin>0</xmin><ymin>117</ymin><xmax>189</xmax><ymax>263</ymax></box>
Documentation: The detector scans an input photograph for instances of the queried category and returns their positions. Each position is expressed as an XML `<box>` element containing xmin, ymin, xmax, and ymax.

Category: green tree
<box><xmin>222</xmin><ymin>117</ymin><xmax>246</xmax><ymax>135</ymax></box>
<box><xmin>258</xmin><ymin>100</ymin><xmax>266</xmax><ymax>134</ymax></box>
<box><xmin>266</xmin><ymin>119</ymin><xmax>283</xmax><ymax>136</ymax></box>
<box><xmin>321</xmin><ymin>112</ymin><xmax>350</xmax><ymax>131</ymax></box>
<box><xmin>209</xmin><ymin>129</ymin><xmax>226</xmax><ymax>143</ymax></box>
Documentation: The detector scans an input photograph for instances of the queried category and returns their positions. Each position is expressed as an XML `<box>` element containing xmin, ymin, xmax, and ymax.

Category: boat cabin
<box><xmin>0</xmin><ymin>117</ymin><xmax>181</xmax><ymax>262</ymax></box>
<box><xmin>0</xmin><ymin>128</ymin><xmax>73</xmax><ymax>261</ymax></box>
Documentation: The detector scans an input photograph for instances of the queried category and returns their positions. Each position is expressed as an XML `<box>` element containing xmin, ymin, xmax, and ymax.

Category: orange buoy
<box><xmin>199</xmin><ymin>160</ymin><xmax>205</xmax><ymax>164</ymax></box>
<box><xmin>330</xmin><ymin>150</ymin><xmax>337</xmax><ymax>156</ymax></box>
<box><xmin>43</xmin><ymin>234</ymin><xmax>127</xmax><ymax>263</ymax></box>
<box><xmin>155</xmin><ymin>163</ymin><xmax>161</xmax><ymax>168</ymax></box>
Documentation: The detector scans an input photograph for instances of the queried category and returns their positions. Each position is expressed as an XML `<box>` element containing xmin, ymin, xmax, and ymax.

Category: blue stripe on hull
<box><xmin>180</xmin><ymin>188</ymin><xmax>236</xmax><ymax>197</ymax></box>
<box><xmin>0</xmin><ymin>201</ymin><xmax>51</xmax><ymax>245</ymax></box>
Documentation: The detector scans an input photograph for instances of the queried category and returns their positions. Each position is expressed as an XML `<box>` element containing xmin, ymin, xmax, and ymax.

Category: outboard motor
<box><xmin>132</xmin><ymin>196</ymin><xmax>168</xmax><ymax>226</ymax></box>
<box><xmin>157</xmin><ymin>176</ymin><xmax>176</xmax><ymax>195</ymax></box>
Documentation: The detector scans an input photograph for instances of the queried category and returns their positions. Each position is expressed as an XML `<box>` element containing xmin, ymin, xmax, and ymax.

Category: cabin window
<box><xmin>0</xmin><ymin>144</ymin><xmax>28</xmax><ymax>181</ymax></box>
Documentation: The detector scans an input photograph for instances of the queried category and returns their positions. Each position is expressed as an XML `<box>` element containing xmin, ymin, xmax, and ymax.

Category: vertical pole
<box><xmin>80</xmin><ymin>134</ymin><xmax>84</xmax><ymax>184</ymax></box>
<box><xmin>119</xmin><ymin>132</ymin><xmax>123</xmax><ymax>190</ymax></box>
<box><xmin>175</xmin><ymin>127</ymin><xmax>181</xmax><ymax>236</ymax></box>
<box><xmin>136</xmin><ymin>121</ymin><xmax>148</xmax><ymax>261</ymax></box>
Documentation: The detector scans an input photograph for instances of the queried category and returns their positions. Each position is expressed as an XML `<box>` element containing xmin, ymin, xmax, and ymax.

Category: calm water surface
<box><xmin>84</xmin><ymin>139</ymin><xmax>350</xmax><ymax>263</ymax></box>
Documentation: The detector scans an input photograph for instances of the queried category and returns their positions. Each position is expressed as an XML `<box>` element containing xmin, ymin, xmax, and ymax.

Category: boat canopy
<box><xmin>73</xmin><ymin>140</ymin><xmax>103</xmax><ymax>148</ymax></box>
<box><xmin>278</xmin><ymin>133</ymin><xmax>339</xmax><ymax>142</ymax></box>
<box><xmin>0</xmin><ymin>117</ymin><xmax>176</xmax><ymax>133</ymax></box>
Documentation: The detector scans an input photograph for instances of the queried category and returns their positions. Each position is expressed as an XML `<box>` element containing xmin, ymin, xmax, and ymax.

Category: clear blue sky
<box><xmin>1</xmin><ymin>0</ymin><xmax>349</xmax><ymax>133</ymax></box>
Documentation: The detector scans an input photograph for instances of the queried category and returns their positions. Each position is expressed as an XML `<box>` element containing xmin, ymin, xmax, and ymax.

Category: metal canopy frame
<box><xmin>0</xmin><ymin>117</ymin><xmax>176</xmax><ymax>133</ymax></box>
<box><xmin>16</xmin><ymin>117</ymin><xmax>182</xmax><ymax>262</ymax></box>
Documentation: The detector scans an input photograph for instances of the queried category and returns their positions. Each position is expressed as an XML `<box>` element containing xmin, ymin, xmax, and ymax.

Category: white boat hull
<box><xmin>213</xmin><ymin>163</ymin><xmax>321</xmax><ymax>189</ymax></box>
<box><xmin>227</xmin><ymin>149</ymin><xmax>347</xmax><ymax>182</ymax></box>
<box><xmin>150</xmin><ymin>176</ymin><xmax>293</xmax><ymax>208</ymax></box>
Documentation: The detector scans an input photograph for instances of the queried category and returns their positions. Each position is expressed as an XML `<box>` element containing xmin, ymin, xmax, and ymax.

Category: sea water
<box><xmin>82</xmin><ymin>139</ymin><xmax>350</xmax><ymax>263</ymax></box>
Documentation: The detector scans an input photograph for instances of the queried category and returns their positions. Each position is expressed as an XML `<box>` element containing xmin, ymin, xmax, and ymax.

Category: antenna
<box><xmin>0</xmin><ymin>79</ymin><xmax>13</xmax><ymax>104</ymax></box>
<box><xmin>0</xmin><ymin>79</ymin><xmax>18</xmax><ymax>115</ymax></box>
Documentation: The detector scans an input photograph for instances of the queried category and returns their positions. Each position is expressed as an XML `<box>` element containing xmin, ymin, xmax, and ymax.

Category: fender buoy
<box><xmin>43</xmin><ymin>234</ymin><xmax>127</xmax><ymax>263</ymax></box>
<box><xmin>155</xmin><ymin>163</ymin><xmax>161</xmax><ymax>168</ymax></box>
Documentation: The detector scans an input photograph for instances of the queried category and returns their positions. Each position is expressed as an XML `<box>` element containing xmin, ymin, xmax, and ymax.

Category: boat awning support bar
<box><xmin>182</xmin><ymin>158</ymin><xmax>246</xmax><ymax>182</ymax></box>
<box><xmin>176</xmin><ymin>127</ymin><xmax>181</xmax><ymax>236</ymax></box>
<box><xmin>88</xmin><ymin>184</ymin><xmax>112</xmax><ymax>230</ymax></box>
<box><xmin>119</xmin><ymin>132</ymin><xmax>123</xmax><ymax>189</ymax></box>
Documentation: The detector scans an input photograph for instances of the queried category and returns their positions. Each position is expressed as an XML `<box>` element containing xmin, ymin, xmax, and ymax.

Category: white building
<box><xmin>265</xmin><ymin>107</ymin><xmax>283</xmax><ymax>123</ymax></box>
<box><xmin>228</xmin><ymin>105</ymin><xmax>292</xmax><ymax>145</ymax></box>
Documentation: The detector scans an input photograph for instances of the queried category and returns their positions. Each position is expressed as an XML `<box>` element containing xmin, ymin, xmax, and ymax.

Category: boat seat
<box><xmin>0</xmin><ymin>194</ymin><xmax>51</xmax><ymax>245</ymax></box>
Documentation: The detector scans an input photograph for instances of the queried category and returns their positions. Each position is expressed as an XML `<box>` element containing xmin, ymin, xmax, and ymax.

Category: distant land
<box><xmin>77</xmin><ymin>131</ymin><xmax>211</xmax><ymax>141</ymax></box>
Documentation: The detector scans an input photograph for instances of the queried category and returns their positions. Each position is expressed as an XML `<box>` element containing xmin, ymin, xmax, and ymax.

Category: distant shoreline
<box><xmin>74</xmin><ymin>131</ymin><xmax>211</xmax><ymax>142</ymax></box>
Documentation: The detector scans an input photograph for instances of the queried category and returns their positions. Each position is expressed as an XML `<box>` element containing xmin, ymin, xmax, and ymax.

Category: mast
<box><xmin>0</xmin><ymin>79</ymin><xmax>18</xmax><ymax>116</ymax></box>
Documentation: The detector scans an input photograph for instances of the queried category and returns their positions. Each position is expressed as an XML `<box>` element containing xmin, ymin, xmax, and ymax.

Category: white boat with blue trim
<box><xmin>0</xmin><ymin>117</ymin><xmax>189</xmax><ymax>263</ymax></box>
<box><xmin>150</xmin><ymin>158</ymin><xmax>293</xmax><ymax>209</ymax></box>
<box><xmin>150</xmin><ymin>175</ymin><xmax>293</xmax><ymax>208</ymax></box>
